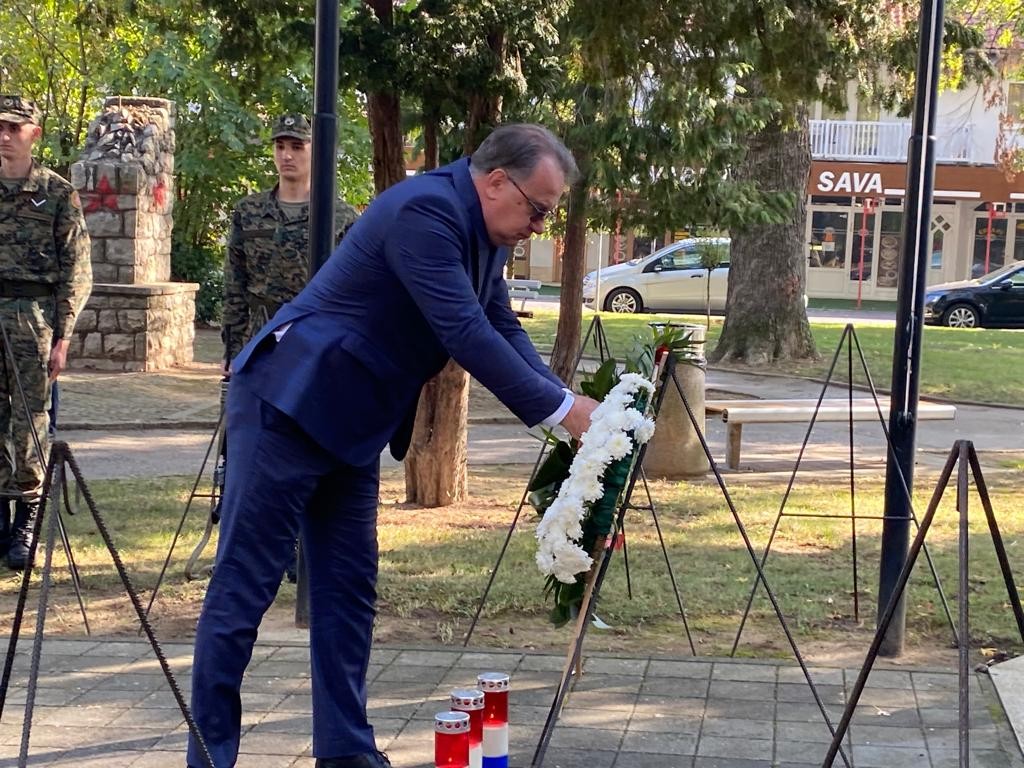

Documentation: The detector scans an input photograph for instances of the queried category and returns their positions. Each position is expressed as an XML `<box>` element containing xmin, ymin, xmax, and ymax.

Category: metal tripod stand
<box><xmin>0</xmin><ymin>315</ymin><xmax>215</xmax><ymax>767</ymax></box>
<box><xmin>730</xmin><ymin>323</ymin><xmax>957</xmax><ymax>655</ymax></box>
<box><xmin>142</xmin><ymin>377</ymin><xmax>228</xmax><ymax>623</ymax></box>
<box><xmin>822</xmin><ymin>440</ymin><xmax>1024</xmax><ymax>768</ymax></box>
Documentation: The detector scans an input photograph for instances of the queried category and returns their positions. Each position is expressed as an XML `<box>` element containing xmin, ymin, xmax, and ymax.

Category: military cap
<box><xmin>270</xmin><ymin>113</ymin><xmax>312</xmax><ymax>142</ymax></box>
<box><xmin>0</xmin><ymin>95</ymin><xmax>41</xmax><ymax>125</ymax></box>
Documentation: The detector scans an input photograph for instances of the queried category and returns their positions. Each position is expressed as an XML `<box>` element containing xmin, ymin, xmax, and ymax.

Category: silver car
<box><xmin>582</xmin><ymin>238</ymin><xmax>730</xmax><ymax>313</ymax></box>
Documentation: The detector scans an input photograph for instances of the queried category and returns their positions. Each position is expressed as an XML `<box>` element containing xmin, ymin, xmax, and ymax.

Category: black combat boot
<box><xmin>0</xmin><ymin>500</ymin><xmax>11</xmax><ymax>559</ymax></box>
<box><xmin>7</xmin><ymin>498</ymin><xmax>39</xmax><ymax>570</ymax></box>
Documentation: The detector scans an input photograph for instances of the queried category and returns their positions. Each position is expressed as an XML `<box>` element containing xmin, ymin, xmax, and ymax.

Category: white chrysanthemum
<box><xmin>633</xmin><ymin>419</ymin><xmax>656</xmax><ymax>443</ymax></box>
<box><xmin>535</xmin><ymin>373</ymin><xmax>659</xmax><ymax>584</ymax></box>
<box><xmin>605</xmin><ymin>432</ymin><xmax>632</xmax><ymax>460</ymax></box>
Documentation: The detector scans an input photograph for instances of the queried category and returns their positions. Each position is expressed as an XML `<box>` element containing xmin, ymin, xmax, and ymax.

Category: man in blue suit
<box><xmin>187</xmin><ymin>124</ymin><xmax>598</xmax><ymax>768</ymax></box>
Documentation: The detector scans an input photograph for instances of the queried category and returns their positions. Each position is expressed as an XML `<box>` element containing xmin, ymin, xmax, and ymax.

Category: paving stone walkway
<box><xmin>1</xmin><ymin>637</ymin><xmax>1022</xmax><ymax>768</ymax></box>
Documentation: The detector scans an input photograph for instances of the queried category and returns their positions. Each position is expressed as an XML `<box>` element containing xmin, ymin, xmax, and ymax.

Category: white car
<box><xmin>582</xmin><ymin>238</ymin><xmax>730</xmax><ymax>313</ymax></box>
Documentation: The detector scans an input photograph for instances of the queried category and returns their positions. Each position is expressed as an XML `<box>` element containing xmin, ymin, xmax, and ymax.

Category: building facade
<box><xmin>804</xmin><ymin>78</ymin><xmax>1023</xmax><ymax>301</ymax></box>
<box><xmin>518</xmin><ymin>77</ymin><xmax>1024</xmax><ymax>300</ymax></box>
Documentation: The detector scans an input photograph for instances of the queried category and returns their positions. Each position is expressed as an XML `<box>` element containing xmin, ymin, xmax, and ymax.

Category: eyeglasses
<box><xmin>506</xmin><ymin>174</ymin><xmax>555</xmax><ymax>223</ymax></box>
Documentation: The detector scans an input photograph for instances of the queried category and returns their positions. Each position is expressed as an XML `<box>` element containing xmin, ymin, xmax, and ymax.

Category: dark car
<box><xmin>924</xmin><ymin>261</ymin><xmax>1024</xmax><ymax>328</ymax></box>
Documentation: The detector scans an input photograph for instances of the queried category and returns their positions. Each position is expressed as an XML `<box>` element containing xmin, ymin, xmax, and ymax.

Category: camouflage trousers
<box><xmin>0</xmin><ymin>298</ymin><xmax>54</xmax><ymax>499</ymax></box>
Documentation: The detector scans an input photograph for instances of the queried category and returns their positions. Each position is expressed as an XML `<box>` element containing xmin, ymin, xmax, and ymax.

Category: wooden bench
<box><xmin>705</xmin><ymin>398</ymin><xmax>957</xmax><ymax>469</ymax></box>
<box><xmin>507</xmin><ymin>278</ymin><xmax>542</xmax><ymax>317</ymax></box>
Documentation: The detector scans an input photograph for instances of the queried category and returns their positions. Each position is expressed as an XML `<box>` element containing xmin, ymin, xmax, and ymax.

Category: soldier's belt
<box><xmin>0</xmin><ymin>281</ymin><xmax>55</xmax><ymax>299</ymax></box>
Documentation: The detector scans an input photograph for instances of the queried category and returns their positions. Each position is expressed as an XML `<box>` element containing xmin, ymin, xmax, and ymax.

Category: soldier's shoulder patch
<box><xmin>69</xmin><ymin>190</ymin><xmax>83</xmax><ymax>210</ymax></box>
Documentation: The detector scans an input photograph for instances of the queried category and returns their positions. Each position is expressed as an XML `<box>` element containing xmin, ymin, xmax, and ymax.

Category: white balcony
<box><xmin>810</xmin><ymin>120</ymin><xmax>974</xmax><ymax>162</ymax></box>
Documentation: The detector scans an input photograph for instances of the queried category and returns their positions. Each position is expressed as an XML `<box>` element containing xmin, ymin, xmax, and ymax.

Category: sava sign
<box><xmin>816</xmin><ymin>171</ymin><xmax>883</xmax><ymax>194</ymax></box>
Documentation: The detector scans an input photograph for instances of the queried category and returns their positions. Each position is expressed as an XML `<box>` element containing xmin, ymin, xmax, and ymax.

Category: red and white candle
<box><xmin>434</xmin><ymin>711</ymin><xmax>470</xmax><ymax>768</ymax></box>
<box><xmin>476</xmin><ymin>672</ymin><xmax>509</xmax><ymax>768</ymax></box>
<box><xmin>450</xmin><ymin>688</ymin><xmax>485</xmax><ymax>768</ymax></box>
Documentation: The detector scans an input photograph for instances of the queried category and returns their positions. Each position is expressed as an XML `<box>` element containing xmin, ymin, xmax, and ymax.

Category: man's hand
<box><xmin>560</xmin><ymin>394</ymin><xmax>599</xmax><ymax>441</ymax></box>
<box><xmin>48</xmin><ymin>338</ymin><xmax>71</xmax><ymax>382</ymax></box>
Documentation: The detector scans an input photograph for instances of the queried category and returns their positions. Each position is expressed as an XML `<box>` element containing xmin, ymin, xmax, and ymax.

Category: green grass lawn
<box><xmin>6</xmin><ymin>467</ymin><xmax>1022</xmax><ymax>662</ymax></box>
<box><xmin>519</xmin><ymin>310</ymin><xmax>1024</xmax><ymax>405</ymax></box>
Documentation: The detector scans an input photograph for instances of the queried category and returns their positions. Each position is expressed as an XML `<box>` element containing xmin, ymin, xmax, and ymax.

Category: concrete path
<box><xmin>56</xmin><ymin>367</ymin><xmax>1023</xmax><ymax>480</ymax></box>
<box><xmin>1</xmin><ymin>637</ymin><xmax>1022</xmax><ymax>768</ymax></box>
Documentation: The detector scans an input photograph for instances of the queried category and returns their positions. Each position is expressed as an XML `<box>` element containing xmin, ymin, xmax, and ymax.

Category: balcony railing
<box><xmin>810</xmin><ymin>120</ymin><xmax>973</xmax><ymax>162</ymax></box>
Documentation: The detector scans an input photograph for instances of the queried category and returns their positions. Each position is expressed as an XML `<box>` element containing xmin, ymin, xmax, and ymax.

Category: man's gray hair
<box><xmin>470</xmin><ymin>124</ymin><xmax>578</xmax><ymax>184</ymax></box>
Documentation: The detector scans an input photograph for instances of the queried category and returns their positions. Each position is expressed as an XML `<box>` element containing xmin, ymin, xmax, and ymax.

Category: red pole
<box><xmin>985</xmin><ymin>204</ymin><xmax>994</xmax><ymax>275</ymax></box>
<box><xmin>856</xmin><ymin>198</ymin><xmax>875</xmax><ymax>309</ymax></box>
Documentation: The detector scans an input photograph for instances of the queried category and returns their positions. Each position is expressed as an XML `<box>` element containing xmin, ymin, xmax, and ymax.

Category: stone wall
<box><xmin>71</xmin><ymin>162</ymin><xmax>173</xmax><ymax>285</ymax></box>
<box><xmin>68</xmin><ymin>96</ymin><xmax>197</xmax><ymax>372</ymax></box>
<box><xmin>69</xmin><ymin>284</ymin><xmax>196</xmax><ymax>371</ymax></box>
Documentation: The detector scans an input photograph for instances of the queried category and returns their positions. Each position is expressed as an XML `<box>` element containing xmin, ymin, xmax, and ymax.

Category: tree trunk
<box><xmin>403</xmin><ymin>359</ymin><xmax>470</xmax><ymax>506</ymax></box>
<box><xmin>423</xmin><ymin>111</ymin><xmax>439</xmax><ymax>171</ymax></box>
<box><xmin>367</xmin><ymin>91</ymin><xmax>406</xmax><ymax>194</ymax></box>
<box><xmin>404</xmin><ymin>77</ymin><xmax>505</xmax><ymax>506</ymax></box>
<box><xmin>709</xmin><ymin>107</ymin><xmax>817</xmax><ymax>365</ymax></box>
<box><xmin>463</xmin><ymin>29</ymin><xmax>505</xmax><ymax>154</ymax></box>
<box><xmin>364</xmin><ymin>0</ymin><xmax>406</xmax><ymax>195</ymax></box>
<box><xmin>548</xmin><ymin>177</ymin><xmax>589</xmax><ymax>385</ymax></box>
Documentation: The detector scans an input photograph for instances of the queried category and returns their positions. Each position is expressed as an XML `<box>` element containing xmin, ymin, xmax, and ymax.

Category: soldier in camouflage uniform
<box><xmin>221</xmin><ymin>113</ymin><xmax>357</xmax><ymax>581</ymax></box>
<box><xmin>0</xmin><ymin>95</ymin><xmax>92</xmax><ymax>569</ymax></box>
<box><xmin>221</xmin><ymin>113</ymin><xmax>359</xmax><ymax>365</ymax></box>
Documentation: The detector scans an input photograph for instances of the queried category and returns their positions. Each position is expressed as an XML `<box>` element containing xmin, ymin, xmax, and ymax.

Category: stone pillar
<box><xmin>68</xmin><ymin>96</ymin><xmax>197</xmax><ymax>371</ymax></box>
<box><xmin>643</xmin><ymin>324</ymin><xmax>710</xmax><ymax>479</ymax></box>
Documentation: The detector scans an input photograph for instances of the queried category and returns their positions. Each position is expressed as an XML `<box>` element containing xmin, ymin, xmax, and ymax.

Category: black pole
<box><xmin>296</xmin><ymin>0</ymin><xmax>340</xmax><ymax>628</ymax></box>
<box><xmin>309</xmin><ymin>0</ymin><xmax>340</xmax><ymax>275</ymax></box>
<box><xmin>877</xmin><ymin>0</ymin><xmax>945</xmax><ymax>656</ymax></box>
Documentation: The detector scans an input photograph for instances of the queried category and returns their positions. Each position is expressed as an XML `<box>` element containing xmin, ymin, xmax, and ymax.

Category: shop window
<box><xmin>876</xmin><ymin>211</ymin><xmax>902</xmax><ymax>287</ymax></box>
<box><xmin>1015</xmin><ymin>218</ymin><xmax>1024</xmax><ymax>264</ymax></box>
<box><xmin>808</xmin><ymin>210</ymin><xmax>849</xmax><ymax>268</ymax></box>
<box><xmin>973</xmin><ymin>217</ymin><xmax>1008</xmax><ymax>277</ymax></box>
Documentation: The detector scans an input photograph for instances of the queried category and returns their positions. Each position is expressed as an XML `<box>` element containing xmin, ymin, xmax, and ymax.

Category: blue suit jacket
<box><xmin>231</xmin><ymin>158</ymin><xmax>566</xmax><ymax>466</ymax></box>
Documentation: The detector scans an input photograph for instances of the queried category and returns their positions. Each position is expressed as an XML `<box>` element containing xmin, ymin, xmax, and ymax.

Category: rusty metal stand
<box><xmin>142</xmin><ymin>377</ymin><xmax>229</xmax><ymax>625</ymax></box>
<box><xmin>731</xmin><ymin>323</ymin><xmax>957</xmax><ymax>655</ymax></box>
<box><xmin>822</xmin><ymin>440</ymin><xmax>1024</xmax><ymax>767</ymax></box>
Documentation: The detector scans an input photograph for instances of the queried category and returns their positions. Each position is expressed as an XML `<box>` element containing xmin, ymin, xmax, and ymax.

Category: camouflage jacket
<box><xmin>222</xmin><ymin>186</ymin><xmax>358</xmax><ymax>361</ymax></box>
<box><xmin>0</xmin><ymin>161</ymin><xmax>92</xmax><ymax>338</ymax></box>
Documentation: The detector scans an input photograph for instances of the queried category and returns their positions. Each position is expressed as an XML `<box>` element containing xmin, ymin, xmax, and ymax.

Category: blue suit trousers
<box><xmin>187</xmin><ymin>380</ymin><xmax>380</xmax><ymax>767</ymax></box>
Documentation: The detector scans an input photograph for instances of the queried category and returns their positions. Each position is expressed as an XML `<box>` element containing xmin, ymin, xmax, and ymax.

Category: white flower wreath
<box><xmin>535</xmin><ymin>372</ymin><xmax>657</xmax><ymax>584</ymax></box>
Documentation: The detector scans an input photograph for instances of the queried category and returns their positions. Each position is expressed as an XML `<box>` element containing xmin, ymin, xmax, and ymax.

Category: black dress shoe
<box><xmin>316</xmin><ymin>752</ymin><xmax>391</xmax><ymax>768</ymax></box>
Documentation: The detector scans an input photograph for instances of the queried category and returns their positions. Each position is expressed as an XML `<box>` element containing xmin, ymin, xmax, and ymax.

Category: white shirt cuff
<box><xmin>541</xmin><ymin>389</ymin><xmax>575</xmax><ymax>428</ymax></box>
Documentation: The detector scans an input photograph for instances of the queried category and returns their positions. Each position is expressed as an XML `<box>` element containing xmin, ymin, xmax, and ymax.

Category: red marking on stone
<box><xmin>152</xmin><ymin>179</ymin><xmax>166</xmax><ymax>208</ymax></box>
<box><xmin>84</xmin><ymin>175</ymin><xmax>119</xmax><ymax>213</ymax></box>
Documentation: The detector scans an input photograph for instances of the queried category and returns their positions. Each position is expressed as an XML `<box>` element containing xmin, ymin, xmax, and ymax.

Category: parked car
<box><xmin>582</xmin><ymin>238</ymin><xmax>730</xmax><ymax>314</ymax></box>
<box><xmin>923</xmin><ymin>260</ymin><xmax>1024</xmax><ymax>328</ymax></box>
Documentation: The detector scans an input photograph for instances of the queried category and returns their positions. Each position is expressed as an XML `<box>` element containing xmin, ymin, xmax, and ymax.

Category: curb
<box><xmin>708</xmin><ymin>364</ymin><xmax>1024</xmax><ymax>411</ymax></box>
<box><xmin>60</xmin><ymin>420</ymin><xmax>220</xmax><ymax>432</ymax></box>
<box><xmin>59</xmin><ymin>416</ymin><xmax>522</xmax><ymax>432</ymax></box>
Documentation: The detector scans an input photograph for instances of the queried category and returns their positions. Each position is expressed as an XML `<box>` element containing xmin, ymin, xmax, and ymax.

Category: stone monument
<box><xmin>68</xmin><ymin>96</ymin><xmax>198</xmax><ymax>371</ymax></box>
